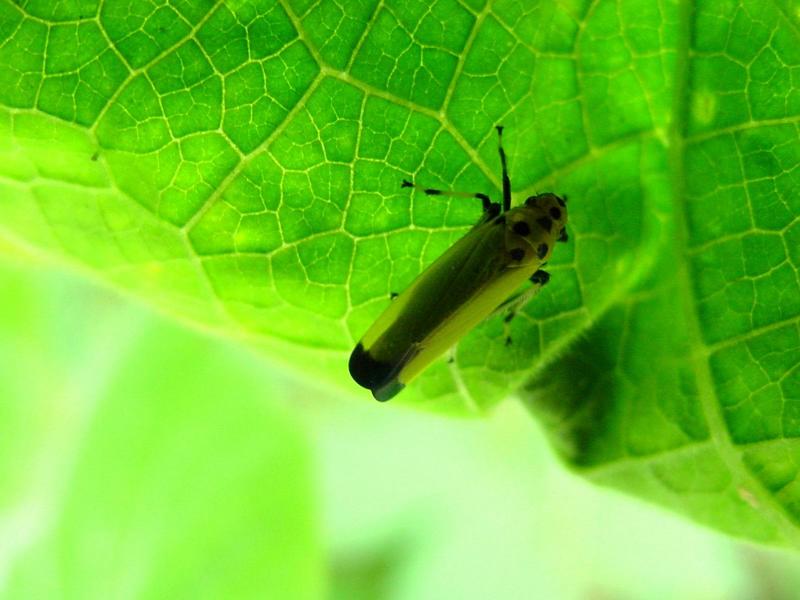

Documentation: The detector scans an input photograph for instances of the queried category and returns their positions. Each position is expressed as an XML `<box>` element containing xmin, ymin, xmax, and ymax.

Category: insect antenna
<box><xmin>496</xmin><ymin>126</ymin><xmax>512</xmax><ymax>213</ymax></box>
<box><xmin>401</xmin><ymin>179</ymin><xmax>494</xmax><ymax>214</ymax></box>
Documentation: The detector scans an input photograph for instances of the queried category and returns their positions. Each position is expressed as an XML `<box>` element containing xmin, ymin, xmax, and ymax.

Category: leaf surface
<box><xmin>1</xmin><ymin>0</ymin><xmax>799</xmax><ymax>542</ymax></box>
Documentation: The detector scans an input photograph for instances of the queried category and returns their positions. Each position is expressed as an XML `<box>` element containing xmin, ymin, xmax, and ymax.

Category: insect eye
<box><xmin>512</xmin><ymin>221</ymin><xmax>530</xmax><ymax>236</ymax></box>
<box><xmin>549</xmin><ymin>207</ymin><xmax>561</xmax><ymax>220</ymax></box>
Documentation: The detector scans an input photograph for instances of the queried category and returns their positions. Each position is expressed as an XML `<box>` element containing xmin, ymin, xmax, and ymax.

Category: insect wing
<box><xmin>349</xmin><ymin>218</ymin><xmax>536</xmax><ymax>400</ymax></box>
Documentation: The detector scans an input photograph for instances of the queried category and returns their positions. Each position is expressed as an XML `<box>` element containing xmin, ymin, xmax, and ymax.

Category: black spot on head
<box><xmin>537</xmin><ymin>243</ymin><xmax>548</xmax><ymax>259</ymax></box>
<box><xmin>512</xmin><ymin>221</ymin><xmax>530</xmax><ymax>236</ymax></box>
<box><xmin>536</xmin><ymin>216</ymin><xmax>553</xmax><ymax>232</ymax></box>
<box><xmin>425</xmin><ymin>188</ymin><xmax>441</xmax><ymax>195</ymax></box>
<box><xmin>557</xmin><ymin>196</ymin><xmax>566</xmax><ymax>207</ymax></box>
<box><xmin>510</xmin><ymin>248</ymin><xmax>525</xmax><ymax>261</ymax></box>
<box><xmin>549</xmin><ymin>207</ymin><xmax>561</xmax><ymax>220</ymax></box>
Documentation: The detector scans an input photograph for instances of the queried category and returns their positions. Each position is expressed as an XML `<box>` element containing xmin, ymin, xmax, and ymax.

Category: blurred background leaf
<box><xmin>0</xmin><ymin>258</ymin><xmax>322</xmax><ymax>599</ymax></box>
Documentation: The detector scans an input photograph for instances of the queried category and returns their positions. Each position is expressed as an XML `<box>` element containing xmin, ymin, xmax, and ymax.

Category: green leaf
<box><xmin>0</xmin><ymin>259</ymin><xmax>322</xmax><ymax>598</ymax></box>
<box><xmin>1</xmin><ymin>0</ymin><xmax>799</xmax><ymax>543</ymax></box>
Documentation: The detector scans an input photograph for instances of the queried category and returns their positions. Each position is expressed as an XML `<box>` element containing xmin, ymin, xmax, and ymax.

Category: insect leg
<box><xmin>503</xmin><ymin>309</ymin><xmax>518</xmax><ymax>346</ymax></box>
<box><xmin>495</xmin><ymin>269</ymin><xmax>551</xmax><ymax>345</ymax></box>
<box><xmin>446</xmin><ymin>347</ymin><xmax>456</xmax><ymax>364</ymax></box>
<box><xmin>529</xmin><ymin>269</ymin><xmax>550</xmax><ymax>286</ymax></box>
<box><xmin>401</xmin><ymin>179</ymin><xmax>497</xmax><ymax>215</ymax></box>
<box><xmin>495</xmin><ymin>126</ymin><xmax>512</xmax><ymax>213</ymax></box>
<box><xmin>494</xmin><ymin>270</ymin><xmax>551</xmax><ymax>316</ymax></box>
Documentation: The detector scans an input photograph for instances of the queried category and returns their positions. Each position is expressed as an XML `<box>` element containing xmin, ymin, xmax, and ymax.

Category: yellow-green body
<box><xmin>349</xmin><ymin>193</ymin><xmax>567</xmax><ymax>401</ymax></box>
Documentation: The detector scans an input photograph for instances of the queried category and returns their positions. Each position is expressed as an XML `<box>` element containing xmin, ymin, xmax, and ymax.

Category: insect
<box><xmin>349</xmin><ymin>126</ymin><xmax>568</xmax><ymax>401</ymax></box>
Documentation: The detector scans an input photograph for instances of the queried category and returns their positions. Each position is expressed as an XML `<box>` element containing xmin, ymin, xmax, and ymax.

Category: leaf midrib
<box><xmin>670</xmin><ymin>0</ymin><xmax>800</xmax><ymax>545</ymax></box>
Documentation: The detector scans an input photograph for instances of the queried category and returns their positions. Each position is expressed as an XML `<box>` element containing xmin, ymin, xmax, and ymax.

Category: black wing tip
<box><xmin>373</xmin><ymin>380</ymin><xmax>405</xmax><ymax>402</ymax></box>
<box><xmin>349</xmin><ymin>343</ymin><xmax>402</xmax><ymax>401</ymax></box>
